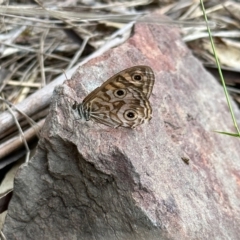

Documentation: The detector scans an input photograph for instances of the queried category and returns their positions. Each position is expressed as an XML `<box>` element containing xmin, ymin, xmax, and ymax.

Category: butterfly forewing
<box><xmin>118</xmin><ymin>66</ymin><xmax>154</xmax><ymax>99</ymax></box>
<box><xmin>82</xmin><ymin>66</ymin><xmax>154</xmax><ymax>104</ymax></box>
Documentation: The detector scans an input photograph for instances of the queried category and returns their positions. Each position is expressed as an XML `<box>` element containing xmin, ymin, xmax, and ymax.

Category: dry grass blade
<box><xmin>0</xmin><ymin>231</ymin><xmax>6</xmax><ymax>240</ymax></box>
<box><xmin>0</xmin><ymin>98</ymin><xmax>40</xmax><ymax>135</ymax></box>
<box><xmin>4</xmin><ymin>102</ymin><xmax>30</xmax><ymax>163</ymax></box>
<box><xmin>0</xmin><ymin>119</ymin><xmax>44</xmax><ymax>161</ymax></box>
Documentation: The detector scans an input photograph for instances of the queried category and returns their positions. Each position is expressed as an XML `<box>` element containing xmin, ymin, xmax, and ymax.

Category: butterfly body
<box><xmin>76</xmin><ymin>66</ymin><xmax>154</xmax><ymax>128</ymax></box>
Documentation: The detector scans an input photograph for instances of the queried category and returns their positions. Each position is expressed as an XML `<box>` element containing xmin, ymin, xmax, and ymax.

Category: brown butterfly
<box><xmin>75</xmin><ymin>66</ymin><xmax>155</xmax><ymax>128</ymax></box>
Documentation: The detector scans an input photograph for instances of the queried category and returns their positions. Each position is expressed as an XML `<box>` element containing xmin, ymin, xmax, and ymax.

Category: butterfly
<box><xmin>74</xmin><ymin>66</ymin><xmax>155</xmax><ymax>128</ymax></box>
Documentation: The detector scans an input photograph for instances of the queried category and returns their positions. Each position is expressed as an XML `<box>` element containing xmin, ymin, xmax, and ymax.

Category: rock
<box><xmin>3</xmin><ymin>16</ymin><xmax>240</xmax><ymax>240</ymax></box>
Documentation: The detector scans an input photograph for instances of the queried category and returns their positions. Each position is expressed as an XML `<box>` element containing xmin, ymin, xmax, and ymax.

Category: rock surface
<box><xmin>3</xmin><ymin>16</ymin><xmax>240</xmax><ymax>240</ymax></box>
